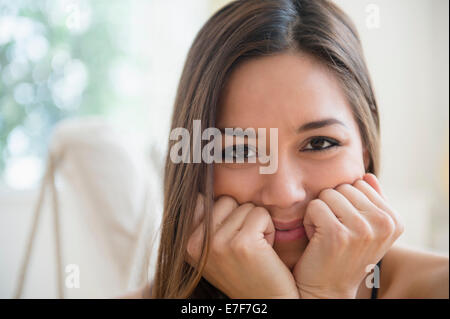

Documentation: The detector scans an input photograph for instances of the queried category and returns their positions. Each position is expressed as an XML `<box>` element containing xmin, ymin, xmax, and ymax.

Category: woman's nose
<box><xmin>259</xmin><ymin>152</ymin><xmax>306</xmax><ymax>209</ymax></box>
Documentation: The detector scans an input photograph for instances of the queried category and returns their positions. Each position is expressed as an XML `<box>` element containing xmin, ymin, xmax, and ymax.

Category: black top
<box><xmin>370</xmin><ymin>258</ymin><xmax>383</xmax><ymax>299</ymax></box>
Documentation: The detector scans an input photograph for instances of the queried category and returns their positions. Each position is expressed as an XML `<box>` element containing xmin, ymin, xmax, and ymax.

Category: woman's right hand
<box><xmin>186</xmin><ymin>194</ymin><xmax>300</xmax><ymax>299</ymax></box>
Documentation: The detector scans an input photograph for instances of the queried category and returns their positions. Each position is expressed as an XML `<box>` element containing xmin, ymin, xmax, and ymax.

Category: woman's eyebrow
<box><xmin>217</xmin><ymin>118</ymin><xmax>347</xmax><ymax>136</ymax></box>
<box><xmin>297</xmin><ymin>118</ymin><xmax>347</xmax><ymax>133</ymax></box>
<box><xmin>218</xmin><ymin>127</ymin><xmax>257</xmax><ymax>137</ymax></box>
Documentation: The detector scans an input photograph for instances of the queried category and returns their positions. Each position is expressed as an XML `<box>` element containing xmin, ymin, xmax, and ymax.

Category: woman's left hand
<box><xmin>292</xmin><ymin>173</ymin><xmax>404</xmax><ymax>298</ymax></box>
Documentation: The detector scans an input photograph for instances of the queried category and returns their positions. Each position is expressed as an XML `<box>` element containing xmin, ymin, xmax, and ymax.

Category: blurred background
<box><xmin>0</xmin><ymin>0</ymin><xmax>448</xmax><ymax>298</ymax></box>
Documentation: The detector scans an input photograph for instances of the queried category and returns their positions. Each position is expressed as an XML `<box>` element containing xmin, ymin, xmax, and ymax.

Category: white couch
<box><xmin>5</xmin><ymin>117</ymin><xmax>164</xmax><ymax>298</ymax></box>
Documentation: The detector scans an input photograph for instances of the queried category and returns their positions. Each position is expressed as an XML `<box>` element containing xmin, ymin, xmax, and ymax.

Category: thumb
<box><xmin>363</xmin><ymin>173</ymin><xmax>388</xmax><ymax>200</ymax></box>
<box><xmin>192</xmin><ymin>193</ymin><xmax>205</xmax><ymax>231</ymax></box>
<box><xmin>304</xmin><ymin>224</ymin><xmax>315</xmax><ymax>241</ymax></box>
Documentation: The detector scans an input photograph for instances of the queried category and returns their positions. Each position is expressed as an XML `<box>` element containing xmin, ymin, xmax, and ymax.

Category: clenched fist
<box><xmin>186</xmin><ymin>195</ymin><xmax>300</xmax><ymax>299</ymax></box>
<box><xmin>293</xmin><ymin>173</ymin><xmax>404</xmax><ymax>298</ymax></box>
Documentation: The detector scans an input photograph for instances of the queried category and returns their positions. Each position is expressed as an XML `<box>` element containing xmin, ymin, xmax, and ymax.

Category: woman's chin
<box><xmin>274</xmin><ymin>239</ymin><xmax>308</xmax><ymax>270</ymax></box>
<box><xmin>284</xmin><ymin>253</ymin><xmax>302</xmax><ymax>271</ymax></box>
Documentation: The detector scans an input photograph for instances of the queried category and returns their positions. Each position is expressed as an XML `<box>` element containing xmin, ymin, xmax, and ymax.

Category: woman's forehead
<box><xmin>217</xmin><ymin>52</ymin><xmax>355</xmax><ymax>132</ymax></box>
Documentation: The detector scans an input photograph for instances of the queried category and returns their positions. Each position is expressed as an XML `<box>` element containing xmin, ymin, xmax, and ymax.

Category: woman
<box><xmin>125</xmin><ymin>0</ymin><xmax>448</xmax><ymax>298</ymax></box>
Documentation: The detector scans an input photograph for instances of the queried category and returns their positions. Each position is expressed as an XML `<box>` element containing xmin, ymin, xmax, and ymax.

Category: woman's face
<box><xmin>214</xmin><ymin>51</ymin><xmax>370</xmax><ymax>270</ymax></box>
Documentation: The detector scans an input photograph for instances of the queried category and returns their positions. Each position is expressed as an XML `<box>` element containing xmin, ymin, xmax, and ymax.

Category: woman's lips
<box><xmin>272</xmin><ymin>218</ymin><xmax>303</xmax><ymax>230</ymax></box>
<box><xmin>273</xmin><ymin>219</ymin><xmax>306</xmax><ymax>242</ymax></box>
<box><xmin>274</xmin><ymin>225</ymin><xmax>306</xmax><ymax>242</ymax></box>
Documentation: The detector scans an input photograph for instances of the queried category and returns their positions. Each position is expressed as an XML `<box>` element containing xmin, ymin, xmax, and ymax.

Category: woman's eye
<box><xmin>222</xmin><ymin>144</ymin><xmax>256</xmax><ymax>161</ymax></box>
<box><xmin>302</xmin><ymin>137</ymin><xmax>340</xmax><ymax>152</ymax></box>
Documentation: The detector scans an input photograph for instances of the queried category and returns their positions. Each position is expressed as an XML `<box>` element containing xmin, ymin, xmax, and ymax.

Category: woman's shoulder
<box><xmin>380</xmin><ymin>244</ymin><xmax>449</xmax><ymax>298</ymax></box>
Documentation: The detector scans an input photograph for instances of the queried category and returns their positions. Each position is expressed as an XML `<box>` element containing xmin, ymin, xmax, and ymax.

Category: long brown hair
<box><xmin>151</xmin><ymin>0</ymin><xmax>380</xmax><ymax>298</ymax></box>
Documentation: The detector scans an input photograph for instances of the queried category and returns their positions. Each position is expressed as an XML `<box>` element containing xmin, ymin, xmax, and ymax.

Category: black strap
<box><xmin>370</xmin><ymin>258</ymin><xmax>383</xmax><ymax>299</ymax></box>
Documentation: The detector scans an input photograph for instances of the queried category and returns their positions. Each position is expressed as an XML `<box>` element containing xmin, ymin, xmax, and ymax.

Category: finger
<box><xmin>239</xmin><ymin>207</ymin><xmax>275</xmax><ymax>246</ymax></box>
<box><xmin>318</xmin><ymin>188</ymin><xmax>370</xmax><ymax>232</ymax></box>
<box><xmin>303</xmin><ymin>199</ymin><xmax>344</xmax><ymax>240</ymax></box>
<box><xmin>211</xmin><ymin>195</ymin><xmax>239</xmax><ymax>234</ymax></box>
<box><xmin>352</xmin><ymin>179</ymin><xmax>401</xmax><ymax>225</ymax></box>
<box><xmin>363</xmin><ymin>173</ymin><xmax>388</xmax><ymax>200</ymax></box>
<box><xmin>334</xmin><ymin>183</ymin><xmax>394</xmax><ymax>235</ymax></box>
<box><xmin>192</xmin><ymin>193</ymin><xmax>205</xmax><ymax>231</ymax></box>
<box><xmin>186</xmin><ymin>195</ymin><xmax>237</xmax><ymax>266</ymax></box>
<box><xmin>334</xmin><ymin>183</ymin><xmax>379</xmax><ymax>213</ymax></box>
<box><xmin>186</xmin><ymin>194</ymin><xmax>206</xmax><ymax>264</ymax></box>
<box><xmin>353</xmin><ymin>178</ymin><xmax>390</xmax><ymax>212</ymax></box>
<box><xmin>215</xmin><ymin>202</ymin><xmax>255</xmax><ymax>240</ymax></box>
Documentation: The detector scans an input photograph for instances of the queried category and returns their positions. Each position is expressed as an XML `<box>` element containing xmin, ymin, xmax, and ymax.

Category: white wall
<box><xmin>333</xmin><ymin>0</ymin><xmax>449</xmax><ymax>254</ymax></box>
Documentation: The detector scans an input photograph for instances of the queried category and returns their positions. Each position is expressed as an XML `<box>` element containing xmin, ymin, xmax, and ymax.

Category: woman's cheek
<box><xmin>303</xmin><ymin>151</ymin><xmax>365</xmax><ymax>192</ymax></box>
<box><xmin>333</xmin><ymin>149</ymin><xmax>367</xmax><ymax>184</ymax></box>
<box><xmin>213</xmin><ymin>165</ymin><xmax>259</xmax><ymax>202</ymax></box>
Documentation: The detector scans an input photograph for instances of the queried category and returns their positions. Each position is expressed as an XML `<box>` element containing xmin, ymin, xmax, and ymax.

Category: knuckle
<box><xmin>211</xmin><ymin>235</ymin><xmax>227</xmax><ymax>255</ymax></box>
<box><xmin>368</xmin><ymin>206</ymin><xmax>396</xmax><ymax>239</ymax></box>
<box><xmin>393</xmin><ymin>213</ymin><xmax>405</xmax><ymax>237</ymax></box>
<box><xmin>240</xmin><ymin>202</ymin><xmax>255</xmax><ymax>211</ymax></box>
<box><xmin>307</xmin><ymin>198</ymin><xmax>326</xmax><ymax>211</ymax></box>
<box><xmin>332</xmin><ymin>226</ymin><xmax>350</xmax><ymax>246</ymax></box>
<box><xmin>318</xmin><ymin>188</ymin><xmax>335</xmax><ymax>201</ymax></box>
<box><xmin>353</xmin><ymin>179</ymin><xmax>365</xmax><ymax>188</ymax></box>
<box><xmin>186</xmin><ymin>235</ymin><xmax>201</xmax><ymax>260</ymax></box>
<box><xmin>357</xmin><ymin>223</ymin><xmax>374</xmax><ymax>241</ymax></box>
<box><xmin>230</xmin><ymin>235</ymin><xmax>251</xmax><ymax>255</ymax></box>
<box><xmin>335</xmin><ymin>183</ymin><xmax>352</xmax><ymax>193</ymax></box>
<box><xmin>216</xmin><ymin>195</ymin><xmax>238</xmax><ymax>211</ymax></box>
<box><xmin>398</xmin><ymin>219</ymin><xmax>405</xmax><ymax>234</ymax></box>
<box><xmin>376</xmin><ymin>212</ymin><xmax>396</xmax><ymax>237</ymax></box>
<box><xmin>362</xmin><ymin>229</ymin><xmax>375</xmax><ymax>242</ymax></box>
<box><xmin>251</xmin><ymin>206</ymin><xmax>269</xmax><ymax>217</ymax></box>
